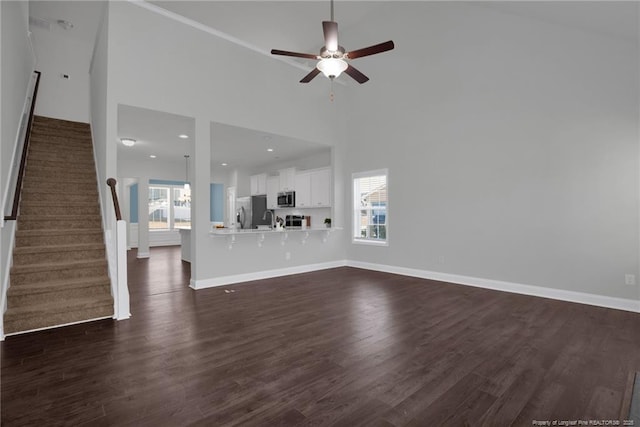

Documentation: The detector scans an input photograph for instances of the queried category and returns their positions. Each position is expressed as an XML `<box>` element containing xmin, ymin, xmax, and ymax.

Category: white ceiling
<box><xmin>117</xmin><ymin>105</ymin><xmax>328</xmax><ymax>171</ymax></box>
<box><xmin>31</xmin><ymin>1</ymin><xmax>639</xmax><ymax>171</ymax></box>
<box><xmin>117</xmin><ymin>104</ymin><xmax>194</xmax><ymax>162</ymax></box>
<box><xmin>29</xmin><ymin>1</ymin><xmax>104</xmax><ymax>46</ymax></box>
<box><xmin>151</xmin><ymin>1</ymin><xmax>639</xmax><ymax>52</ymax></box>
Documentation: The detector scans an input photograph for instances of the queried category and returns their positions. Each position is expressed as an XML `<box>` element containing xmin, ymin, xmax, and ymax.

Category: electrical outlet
<box><xmin>625</xmin><ymin>274</ymin><xmax>636</xmax><ymax>286</ymax></box>
<box><xmin>285</xmin><ymin>252</ymin><xmax>291</xmax><ymax>261</ymax></box>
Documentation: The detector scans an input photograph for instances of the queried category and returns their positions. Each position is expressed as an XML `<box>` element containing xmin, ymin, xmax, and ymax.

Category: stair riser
<box><xmin>18</xmin><ymin>218</ymin><xmax>102</xmax><ymax>230</ymax></box>
<box><xmin>24</xmin><ymin>170</ymin><xmax>97</xmax><ymax>182</ymax></box>
<box><xmin>3</xmin><ymin>305</ymin><xmax>113</xmax><ymax>334</ymax></box>
<box><xmin>19</xmin><ymin>204</ymin><xmax>100</xmax><ymax>216</ymax></box>
<box><xmin>23</xmin><ymin>175</ymin><xmax>97</xmax><ymax>186</ymax></box>
<box><xmin>13</xmin><ymin>248</ymin><xmax>105</xmax><ymax>266</ymax></box>
<box><xmin>20</xmin><ymin>203</ymin><xmax>100</xmax><ymax>216</ymax></box>
<box><xmin>20</xmin><ymin>192</ymin><xmax>98</xmax><ymax>204</ymax></box>
<box><xmin>15</xmin><ymin>233</ymin><xmax>104</xmax><ymax>247</ymax></box>
<box><xmin>29</xmin><ymin>142</ymin><xmax>92</xmax><ymax>153</ymax></box>
<box><xmin>22</xmin><ymin>181</ymin><xmax>98</xmax><ymax>192</ymax></box>
<box><xmin>24</xmin><ymin>172</ymin><xmax>97</xmax><ymax>181</ymax></box>
<box><xmin>27</xmin><ymin>152</ymin><xmax>95</xmax><ymax>164</ymax></box>
<box><xmin>32</xmin><ymin>123</ymin><xmax>91</xmax><ymax>135</ymax></box>
<box><xmin>32</xmin><ymin>121</ymin><xmax>90</xmax><ymax>131</ymax></box>
<box><xmin>25</xmin><ymin>161</ymin><xmax>96</xmax><ymax>175</ymax></box>
<box><xmin>25</xmin><ymin>158</ymin><xmax>96</xmax><ymax>170</ymax></box>
<box><xmin>11</xmin><ymin>265</ymin><xmax>108</xmax><ymax>286</ymax></box>
<box><xmin>30</xmin><ymin>135</ymin><xmax>92</xmax><ymax>145</ymax></box>
<box><xmin>8</xmin><ymin>287</ymin><xmax>111</xmax><ymax>307</ymax></box>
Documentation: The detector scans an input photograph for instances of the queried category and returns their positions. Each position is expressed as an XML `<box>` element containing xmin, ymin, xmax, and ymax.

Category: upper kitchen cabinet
<box><xmin>266</xmin><ymin>175</ymin><xmax>279</xmax><ymax>209</ymax></box>
<box><xmin>295</xmin><ymin>172</ymin><xmax>312</xmax><ymax>207</ymax></box>
<box><xmin>279</xmin><ymin>168</ymin><xmax>296</xmax><ymax>192</ymax></box>
<box><xmin>310</xmin><ymin>168</ymin><xmax>331</xmax><ymax>207</ymax></box>
<box><xmin>295</xmin><ymin>168</ymin><xmax>331</xmax><ymax>208</ymax></box>
<box><xmin>250</xmin><ymin>173</ymin><xmax>267</xmax><ymax>195</ymax></box>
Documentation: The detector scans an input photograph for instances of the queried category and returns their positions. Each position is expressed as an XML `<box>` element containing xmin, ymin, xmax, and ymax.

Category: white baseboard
<box><xmin>190</xmin><ymin>260</ymin><xmax>348</xmax><ymax>290</ymax></box>
<box><xmin>137</xmin><ymin>252</ymin><xmax>150</xmax><ymax>259</ymax></box>
<box><xmin>346</xmin><ymin>260</ymin><xmax>640</xmax><ymax>313</ymax></box>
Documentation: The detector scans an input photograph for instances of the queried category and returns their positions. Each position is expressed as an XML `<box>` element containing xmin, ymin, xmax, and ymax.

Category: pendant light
<box><xmin>183</xmin><ymin>155</ymin><xmax>190</xmax><ymax>192</ymax></box>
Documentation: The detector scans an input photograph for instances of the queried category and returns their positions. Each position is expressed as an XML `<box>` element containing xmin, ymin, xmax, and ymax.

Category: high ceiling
<box><xmin>29</xmin><ymin>1</ymin><xmax>639</xmax><ymax>171</ymax></box>
<box><xmin>117</xmin><ymin>105</ymin><xmax>328</xmax><ymax>171</ymax></box>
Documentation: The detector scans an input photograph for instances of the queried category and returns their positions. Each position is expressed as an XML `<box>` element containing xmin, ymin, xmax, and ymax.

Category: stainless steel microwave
<box><xmin>277</xmin><ymin>191</ymin><xmax>295</xmax><ymax>208</ymax></box>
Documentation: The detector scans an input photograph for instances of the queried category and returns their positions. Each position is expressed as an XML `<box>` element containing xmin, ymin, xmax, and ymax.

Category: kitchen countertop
<box><xmin>210</xmin><ymin>227</ymin><xmax>336</xmax><ymax>235</ymax></box>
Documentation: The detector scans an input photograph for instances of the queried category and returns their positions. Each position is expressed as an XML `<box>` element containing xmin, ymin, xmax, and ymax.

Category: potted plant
<box><xmin>324</xmin><ymin>218</ymin><xmax>331</xmax><ymax>228</ymax></box>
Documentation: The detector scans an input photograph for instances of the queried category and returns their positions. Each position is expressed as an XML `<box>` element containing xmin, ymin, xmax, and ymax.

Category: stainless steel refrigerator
<box><xmin>251</xmin><ymin>195</ymin><xmax>271</xmax><ymax>228</ymax></box>
<box><xmin>235</xmin><ymin>195</ymin><xmax>270</xmax><ymax>229</ymax></box>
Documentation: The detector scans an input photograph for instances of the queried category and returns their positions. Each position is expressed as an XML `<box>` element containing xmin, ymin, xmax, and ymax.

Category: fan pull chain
<box><xmin>330</xmin><ymin>79</ymin><xmax>334</xmax><ymax>102</ymax></box>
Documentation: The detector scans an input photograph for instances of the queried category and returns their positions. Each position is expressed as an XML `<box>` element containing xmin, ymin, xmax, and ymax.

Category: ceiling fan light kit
<box><xmin>317</xmin><ymin>57</ymin><xmax>348</xmax><ymax>78</ymax></box>
<box><xmin>271</xmin><ymin>0</ymin><xmax>394</xmax><ymax>85</ymax></box>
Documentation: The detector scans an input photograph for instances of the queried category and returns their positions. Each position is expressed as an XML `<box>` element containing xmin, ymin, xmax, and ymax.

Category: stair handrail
<box><xmin>106</xmin><ymin>178</ymin><xmax>122</xmax><ymax>221</ymax></box>
<box><xmin>4</xmin><ymin>70</ymin><xmax>41</xmax><ymax>221</ymax></box>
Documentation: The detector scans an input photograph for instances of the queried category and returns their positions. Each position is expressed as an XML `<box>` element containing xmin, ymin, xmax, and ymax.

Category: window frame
<box><xmin>352</xmin><ymin>168</ymin><xmax>389</xmax><ymax>246</ymax></box>
<box><xmin>148</xmin><ymin>183</ymin><xmax>191</xmax><ymax>231</ymax></box>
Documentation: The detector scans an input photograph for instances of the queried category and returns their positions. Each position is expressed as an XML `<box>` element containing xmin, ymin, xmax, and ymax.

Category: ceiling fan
<box><xmin>270</xmin><ymin>0</ymin><xmax>394</xmax><ymax>84</ymax></box>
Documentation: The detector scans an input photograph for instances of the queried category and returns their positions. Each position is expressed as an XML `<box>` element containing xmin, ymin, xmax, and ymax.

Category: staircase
<box><xmin>4</xmin><ymin>116</ymin><xmax>113</xmax><ymax>334</ymax></box>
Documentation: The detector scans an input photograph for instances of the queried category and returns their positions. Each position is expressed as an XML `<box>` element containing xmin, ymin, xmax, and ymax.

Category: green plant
<box><xmin>324</xmin><ymin>218</ymin><xmax>331</xmax><ymax>226</ymax></box>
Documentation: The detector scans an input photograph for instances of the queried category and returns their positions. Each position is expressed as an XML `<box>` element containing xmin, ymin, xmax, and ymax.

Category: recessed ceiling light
<box><xmin>267</xmin><ymin>148</ymin><xmax>274</xmax><ymax>152</ymax></box>
<box><xmin>221</xmin><ymin>163</ymin><xmax>228</xmax><ymax>166</ymax></box>
<box><xmin>149</xmin><ymin>154</ymin><xmax>157</xmax><ymax>159</ymax></box>
<box><xmin>121</xmin><ymin>138</ymin><xmax>135</xmax><ymax>147</ymax></box>
<box><xmin>178</xmin><ymin>134</ymin><xmax>189</xmax><ymax>139</ymax></box>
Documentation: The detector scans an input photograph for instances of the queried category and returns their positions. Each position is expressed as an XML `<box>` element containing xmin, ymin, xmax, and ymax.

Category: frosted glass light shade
<box><xmin>317</xmin><ymin>58</ymin><xmax>348</xmax><ymax>78</ymax></box>
<box><xmin>121</xmin><ymin>138</ymin><xmax>135</xmax><ymax>147</ymax></box>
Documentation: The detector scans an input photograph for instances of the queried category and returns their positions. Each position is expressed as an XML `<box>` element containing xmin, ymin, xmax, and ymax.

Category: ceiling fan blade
<box><xmin>271</xmin><ymin>49</ymin><xmax>318</xmax><ymax>60</ymax></box>
<box><xmin>344</xmin><ymin>65</ymin><xmax>369</xmax><ymax>84</ymax></box>
<box><xmin>346</xmin><ymin>40</ymin><xmax>395</xmax><ymax>60</ymax></box>
<box><xmin>300</xmin><ymin>68</ymin><xmax>321</xmax><ymax>83</ymax></box>
<box><xmin>323</xmin><ymin>21</ymin><xmax>339</xmax><ymax>51</ymax></box>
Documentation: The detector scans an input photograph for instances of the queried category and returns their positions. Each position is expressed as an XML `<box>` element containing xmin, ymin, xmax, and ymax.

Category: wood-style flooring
<box><xmin>2</xmin><ymin>246</ymin><xmax>640</xmax><ymax>426</ymax></box>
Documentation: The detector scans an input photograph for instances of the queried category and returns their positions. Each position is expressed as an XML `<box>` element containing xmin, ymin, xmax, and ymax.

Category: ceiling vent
<box><xmin>29</xmin><ymin>16</ymin><xmax>51</xmax><ymax>31</ymax></box>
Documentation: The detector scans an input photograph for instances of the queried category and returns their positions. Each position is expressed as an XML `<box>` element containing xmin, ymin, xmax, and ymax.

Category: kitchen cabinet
<box><xmin>279</xmin><ymin>168</ymin><xmax>296</xmax><ymax>192</ymax></box>
<box><xmin>295</xmin><ymin>172</ymin><xmax>311</xmax><ymax>207</ymax></box>
<box><xmin>294</xmin><ymin>168</ymin><xmax>331</xmax><ymax>208</ymax></box>
<box><xmin>311</xmin><ymin>168</ymin><xmax>331</xmax><ymax>207</ymax></box>
<box><xmin>266</xmin><ymin>176</ymin><xmax>279</xmax><ymax>209</ymax></box>
<box><xmin>250</xmin><ymin>173</ymin><xmax>267</xmax><ymax>195</ymax></box>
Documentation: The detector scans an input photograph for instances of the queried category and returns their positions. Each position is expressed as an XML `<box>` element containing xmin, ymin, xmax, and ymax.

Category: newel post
<box><xmin>106</xmin><ymin>178</ymin><xmax>122</xmax><ymax>221</ymax></box>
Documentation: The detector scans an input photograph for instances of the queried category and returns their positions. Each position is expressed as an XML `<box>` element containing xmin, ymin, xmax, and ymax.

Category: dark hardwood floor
<box><xmin>2</xmin><ymin>246</ymin><xmax>639</xmax><ymax>426</ymax></box>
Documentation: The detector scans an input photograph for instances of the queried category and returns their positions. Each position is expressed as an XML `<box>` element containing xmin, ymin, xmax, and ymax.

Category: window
<box><xmin>353</xmin><ymin>169</ymin><xmax>388</xmax><ymax>245</ymax></box>
<box><xmin>148</xmin><ymin>184</ymin><xmax>191</xmax><ymax>230</ymax></box>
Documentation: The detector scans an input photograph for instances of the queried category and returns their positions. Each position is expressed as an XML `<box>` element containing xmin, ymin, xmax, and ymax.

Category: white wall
<box><xmin>345</xmin><ymin>3</ymin><xmax>640</xmax><ymax>301</ymax></box>
<box><xmin>104</xmin><ymin>2</ymin><xmax>348</xmax><ymax>282</ymax></box>
<box><xmin>30</xmin><ymin>24</ymin><xmax>93</xmax><ymax>123</ymax></box>
<box><xmin>1</xmin><ymin>1</ymin><xmax>35</xmax><ymax>214</ymax></box>
<box><xmin>118</xmin><ymin>155</ymin><xmax>188</xmax><ymax>182</ymax></box>
<box><xmin>254</xmin><ymin>150</ymin><xmax>332</xmax><ymax>176</ymax></box>
<box><xmin>89</xmin><ymin>2</ymin><xmax>111</xmax><ymax>224</ymax></box>
<box><xmin>0</xmin><ymin>0</ymin><xmax>37</xmax><ymax>337</ymax></box>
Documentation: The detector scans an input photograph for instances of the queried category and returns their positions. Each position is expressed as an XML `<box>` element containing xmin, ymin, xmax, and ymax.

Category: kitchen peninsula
<box><xmin>210</xmin><ymin>226</ymin><xmax>337</xmax><ymax>249</ymax></box>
